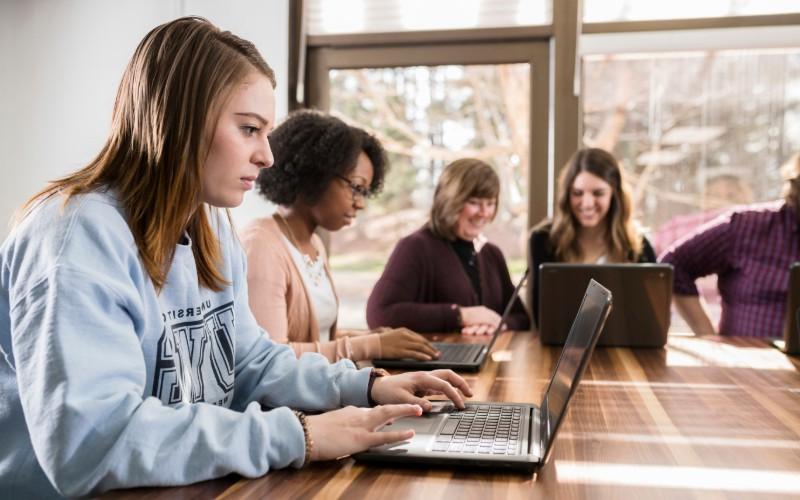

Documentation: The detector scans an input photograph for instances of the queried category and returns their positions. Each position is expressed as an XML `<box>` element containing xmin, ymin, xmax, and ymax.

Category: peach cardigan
<box><xmin>239</xmin><ymin>216</ymin><xmax>382</xmax><ymax>362</ymax></box>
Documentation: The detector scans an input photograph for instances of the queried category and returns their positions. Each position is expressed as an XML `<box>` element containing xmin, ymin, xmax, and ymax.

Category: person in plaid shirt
<box><xmin>659</xmin><ymin>154</ymin><xmax>800</xmax><ymax>337</ymax></box>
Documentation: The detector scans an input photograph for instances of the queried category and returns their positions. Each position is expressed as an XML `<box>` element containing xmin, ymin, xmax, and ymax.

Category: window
<box><xmin>307</xmin><ymin>38</ymin><xmax>549</xmax><ymax>328</ymax></box>
<box><xmin>328</xmin><ymin>63</ymin><xmax>532</xmax><ymax>327</ymax></box>
<box><xmin>584</xmin><ymin>49</ymin><xmax>800</xmax><ymax>242</ymax></box>
<box><xmin>307</xmin><ymin>0</ymin><xmax>551</xmax><ymax>35</ymax></box>
<box><xmin>583</xmin><ymin>47</ymin><xmax>800</xmax><ymax>325</ymax></box>
<box><xmin>584</xmin><ymin>0</ymin><xmax>800</xmax><ymax>23</ymax></box>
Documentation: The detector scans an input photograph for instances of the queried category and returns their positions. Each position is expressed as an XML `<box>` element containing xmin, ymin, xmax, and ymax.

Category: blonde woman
<box><xmin>367</xmin><ymin>158</ymin><xmax>530</xmax><ymax>335</ymax></box>
<box><xmin>529</xmin><ymin>147</ymin><xmax>655</xmax><ymax>326</ymax></box>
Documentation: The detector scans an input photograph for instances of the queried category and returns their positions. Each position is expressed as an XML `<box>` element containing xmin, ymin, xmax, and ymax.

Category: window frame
<box><xmin>306</xmin><ymin>38</ymin><xmax>551</xmax><ymax>229</ymax></box>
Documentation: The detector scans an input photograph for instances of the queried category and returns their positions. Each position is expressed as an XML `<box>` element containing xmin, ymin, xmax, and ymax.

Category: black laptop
<box><xmin>773</xmin><ymin>262</ymin><xmax>800</xmax><ymax>355</ymax></box>
<box><xmin>538</xmin><ymin>263</ymin><xmax>671</xmax><ymax>347</ymax></box>
<box><xmin>355</xmin><ymin>279</ymin><xmax>612</xmax><ymax>472</ymax></box>
<box><xmin>372</xmin><ymin>269</ymin><xmax>529</xmax><ymax>372</ymax></box>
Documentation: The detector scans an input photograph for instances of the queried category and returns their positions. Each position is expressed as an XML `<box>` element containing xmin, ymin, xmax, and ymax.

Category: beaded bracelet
<box><xmin>293</xmin><ymin>410</ymin><xmax>313</xmax><ymax>467</ymax></box>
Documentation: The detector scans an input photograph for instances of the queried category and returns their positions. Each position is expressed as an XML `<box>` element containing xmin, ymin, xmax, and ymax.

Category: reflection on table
<box><xmin>105</xmin><ymin>331</ymin><xmax>800</xmax><ymax>499</ymax></box>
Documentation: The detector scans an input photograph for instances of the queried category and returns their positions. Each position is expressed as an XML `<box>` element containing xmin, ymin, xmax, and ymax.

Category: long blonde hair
<box><xmin>19</xmin><ymin>17</ymin><xmax>275</xmax><ymax>291</ymax></box>
<box><xmin>428</xmin><ymin>158</ymin><xmax>500</xmax><ymax>241</ymax></box>
<box><xmin>782</xmin><ymin>152</ymin><xmax>800</xmax><ymax>221</ymax></box>
<box><xmin>550</xmin><ymin>148</ymin><xmax>642</xmax><ymax>262</ymax></box>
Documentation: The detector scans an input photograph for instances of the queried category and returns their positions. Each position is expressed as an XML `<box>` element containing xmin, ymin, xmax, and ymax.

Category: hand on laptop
<box><xmin>377</xmin><ymin>327</ymin><xmax>441</xmax><ymax>360</ymax></box>
<box><xmin>459</xmin><ymin>305</ymin><xmax>502</xmax><ymax>335</ymax></box>
<box><xmin>303</xmin><ymin>371</ymin><xmax>472</xmax><ymax>461</ymax></box>
<box><xmin>306</xmin><ymin>404</ymin><xmax>422</xmax><ymax>461</ymax></box>
<box><xmin>370</xmin><ymin>369</ymin><xmax>473</xmax><ymax>411</ymax></box>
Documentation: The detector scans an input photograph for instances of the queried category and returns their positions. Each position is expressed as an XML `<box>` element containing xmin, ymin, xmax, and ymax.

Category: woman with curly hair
<box><xmin>528</xmin><ymin>147</ymin><xmax>656</xmax><ymax>327</ymax></box>
<box><xmin>240</xmin><ymin>110</ymin><xmax>439</xmax><ymax>362</ymax></box>
<box><xmin>366</xmin><ymin>158</ymin><xmax>530</xmax><ymax>335</ymax></box>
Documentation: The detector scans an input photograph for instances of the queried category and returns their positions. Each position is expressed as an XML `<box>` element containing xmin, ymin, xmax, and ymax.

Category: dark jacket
<box><xmin>367</xmin><ymin>227</ymin><xmax>530</xmax><ymax>332</ymax></box>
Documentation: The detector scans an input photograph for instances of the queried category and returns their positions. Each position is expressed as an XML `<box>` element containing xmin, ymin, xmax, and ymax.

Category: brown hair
<box><xmin>18</xmin><ymin>17</ymin><xmax>275</xmax><ymax>291</ymax></box>
<box><xmin>428</xmin><ymin>158</ymin><xmax>500</xmax><ymax>240</ymax></box>
<box><xmin>781</xmin><ymin>153</ymin><xmax>800</xmax><ymax>220</ymax></box>
<box><xmin>549</xmin><ymin>147</ymin><xmax>642</xmax><ymax>262</ymax></box>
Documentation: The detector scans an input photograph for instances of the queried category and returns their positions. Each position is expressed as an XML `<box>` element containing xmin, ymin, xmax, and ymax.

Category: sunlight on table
<box><xmin>666</xmin><ymin>337</ymin><xmax>797</xmax><ymax>370</ymax></box>
<box><xmin>556</xmin><ymin>461</ymin><xmax>800</xmax><ymax>494</ymax></box>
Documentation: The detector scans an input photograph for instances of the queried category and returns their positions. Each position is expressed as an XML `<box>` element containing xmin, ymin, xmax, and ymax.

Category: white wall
<box><xmin>0</xmin><ymin>0</ymin><xmax>288</xmax><ymax>240</ymax></box>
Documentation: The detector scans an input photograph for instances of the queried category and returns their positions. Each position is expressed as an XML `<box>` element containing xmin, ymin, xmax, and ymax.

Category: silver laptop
<box><xmin>372</xmin><ymin>269</ymin><xmax>529</xmax><ymax>372</ymax></box>
<box><xmin>355</xmin><ymin>279</ymin><xmax>612</xmax><ymax>472</ymax></box>
<box><xmin>539</xmin><ymin>263</ymin><xmax>671</xmax><ymax>348</ymax></box>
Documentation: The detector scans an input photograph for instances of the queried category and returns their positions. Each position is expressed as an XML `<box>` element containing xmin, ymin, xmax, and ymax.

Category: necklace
<box><xmin>274</xmin><ymin>212</ymin><xmax>325</xmax><ymax>287</ymax></box>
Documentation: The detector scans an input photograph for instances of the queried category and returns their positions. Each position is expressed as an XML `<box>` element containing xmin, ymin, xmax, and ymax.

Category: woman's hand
<box><xmin>461</xmin><ymin>323</ymin><xmax>503</xmax><ymax>336</ymax></box>
<box><xmin>459</xmin><ymin>306</ymin><xmax>502</xmax><ymax>335</ymax></box>
<box><xmin>306</xmin><ymin>404</ymin><xmax>422</xmax><ymax>461</ymax></box>
<box><xmin>378</xmin><ymin>328</ymin><xmax>440</xmax><ymax>360</ymax></box>
<box><xmin>370</xmin><ymin>369</ymin><xmax>473</xmax><ymax>412</ymax></box>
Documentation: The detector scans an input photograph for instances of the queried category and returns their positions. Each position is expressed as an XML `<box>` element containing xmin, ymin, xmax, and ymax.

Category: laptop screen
<box><xmin>539</xmin><ymin>279</ymin><xmax>611</xmax><ymax>461</ymax></box>
<box><xmin>484</xmin><ymin>268</ymin><xmax>530</xmax><ymax>352</ymax></box>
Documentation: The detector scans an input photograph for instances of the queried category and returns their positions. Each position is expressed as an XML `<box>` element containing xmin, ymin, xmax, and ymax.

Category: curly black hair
<box><xmin>256</xmin><ymin>109</ymin><xmax>388</xmax><ymax>206</ymax></box>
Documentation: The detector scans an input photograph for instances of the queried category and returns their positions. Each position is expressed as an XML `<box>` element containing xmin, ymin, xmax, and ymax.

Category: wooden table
<box><xmin>105</xmin><ymin>332</ymin><xmax>800</xmax><ymax>499</ymax></box>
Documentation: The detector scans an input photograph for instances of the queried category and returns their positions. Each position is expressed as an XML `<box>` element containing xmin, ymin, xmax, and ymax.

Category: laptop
<box><xmin>773</xmin><ymin>262</ymin><xmax>800</xmax><ymax>355</ymax></box>
<box><xmin>355</xmin><ymin>279</ymin><xmax>612</xmax><ymax>472</ymax></box>
<box><xmin>538</xmin><ymin>263</ymin><xmax>671</xmax><ymax>348</ymax></box>
<box><xmin>371</xmin><ymin>269</ymin><xmax>530</xmax><ymax>372</ymax></box>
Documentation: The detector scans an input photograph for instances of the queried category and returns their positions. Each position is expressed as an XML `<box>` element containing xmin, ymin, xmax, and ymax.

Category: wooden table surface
<box><xmin>105</xmin><ymin>332</ymin><xmax>800</xmax><ymax>499</ymax></box>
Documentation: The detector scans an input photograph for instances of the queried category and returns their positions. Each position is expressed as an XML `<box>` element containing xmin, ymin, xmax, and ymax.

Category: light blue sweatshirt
<box><xmin>0</xmin><ymin>190</ymin><xmax>370</xmax><ymax>498</ymax></box>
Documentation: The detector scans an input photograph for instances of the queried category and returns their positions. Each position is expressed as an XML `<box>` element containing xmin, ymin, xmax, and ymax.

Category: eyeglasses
<box><xmin>334</xmin><ymin>174</ymin><xmax>371</xmax><ymax>199</ymax></box>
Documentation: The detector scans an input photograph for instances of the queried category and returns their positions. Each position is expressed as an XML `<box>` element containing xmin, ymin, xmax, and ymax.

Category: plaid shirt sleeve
<box><xmin>659</xmin><ymin>212</ymin><xmax>735</xmax><ymax>296</ymax></box>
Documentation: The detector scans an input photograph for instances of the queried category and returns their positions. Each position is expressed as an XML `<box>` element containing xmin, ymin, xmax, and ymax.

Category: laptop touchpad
<box><xmin>381</xmin><ymin>412</ymin><xmax>441</xmax><ymax>434</ymax></box>
<box><xmin>373</xmin><ymin>413</ymin><xmax>444</xmax><ymax>453</ymax></box>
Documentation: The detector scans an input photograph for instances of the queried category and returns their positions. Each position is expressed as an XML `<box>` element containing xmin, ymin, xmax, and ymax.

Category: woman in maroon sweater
<box><xmin>367</xmin><ymin>159</ymin><xmax>530</xmax><ymax>334</ymax></box>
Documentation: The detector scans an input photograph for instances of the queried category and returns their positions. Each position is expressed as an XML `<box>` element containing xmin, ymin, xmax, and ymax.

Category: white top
<box><xmin>281</xmin><ymin>235</ymin><xmax>338</xmax><ymax>342</ymax></box>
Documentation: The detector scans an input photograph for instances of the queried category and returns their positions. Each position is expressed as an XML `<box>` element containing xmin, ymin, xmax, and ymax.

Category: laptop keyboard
<box><xmin>433</xmin><ymin>343</ymin><xmax>484</xmax><ymax>363</ymax></box>
<box><xmin>431</xmin><ymin>405</ymin><xmax>524</xmax><ymax>455</ymax></box>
